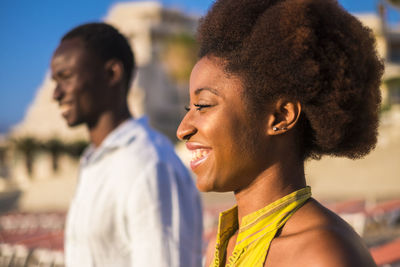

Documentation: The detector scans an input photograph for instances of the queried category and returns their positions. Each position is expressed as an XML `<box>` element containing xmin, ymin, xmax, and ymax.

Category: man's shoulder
<box><xmin>115</xmin><ymin>120</ymin><xmax>178</xmax><ymax>163</ymax></box>
<box><xmin>112</xmin><ymin>121</ymin><xmax>190</xmax><ymax>178</ymax></box>
<box><xmin>91</xmin><ymin>118</ymin><xmax>196</xmax><ymax>193</ymax></box>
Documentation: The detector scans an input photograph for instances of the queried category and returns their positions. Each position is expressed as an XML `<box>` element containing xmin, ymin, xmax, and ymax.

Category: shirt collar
<box><xmin>81</xmin><ymin>116</ymin><xmax>149</xmax><ymax>166</ymax></box>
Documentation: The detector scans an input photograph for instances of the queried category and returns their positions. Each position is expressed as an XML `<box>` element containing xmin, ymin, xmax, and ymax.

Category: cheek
<box><xmin>74</xmin><ymin>91</ymin><xmax>95</xmax><ymax>115</ymax></box>
<box><xmin>210</xmin><ymin>117</ymin><xmax>242</xmax><ymax>167</ymax></box>
<box><xmin>225</xmin><ymin>115</ymin><xmax>250</xmax><ymax>149</ymax></box>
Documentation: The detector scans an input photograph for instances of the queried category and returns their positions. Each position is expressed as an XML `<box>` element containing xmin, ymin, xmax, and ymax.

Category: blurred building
<box><xmin>0</xmin><ymin>1</ymin><xmax>198</xmax><ymax>211</ymax></box>
<box><xmin>0</xmin><ymin>1</ymin><xmax>399</xmax><ymax>209</ymax></box>
<box><xmin>0</xmin><ymin>2</ymin><xmax>400</xmax><ymax>266</ymax></box>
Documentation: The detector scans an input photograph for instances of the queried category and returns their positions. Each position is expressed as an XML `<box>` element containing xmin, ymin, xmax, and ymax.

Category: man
<box><xmin>51</xmin><ymin>22</ymin><xmax>202</xmax><ymax>267</ymax></box>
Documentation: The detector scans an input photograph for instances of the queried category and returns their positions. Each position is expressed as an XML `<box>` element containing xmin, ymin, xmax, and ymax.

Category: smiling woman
<box><xmin>178</xmin><ymin>57</ymin><xmax>272</xmax><ymax>193</ymax></box>
<box><xmin>176</xmin><ymin>0</ymin><xmax>383</xmax><ymax>266</ymax></box>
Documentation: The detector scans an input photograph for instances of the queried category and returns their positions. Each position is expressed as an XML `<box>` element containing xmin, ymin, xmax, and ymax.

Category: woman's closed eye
<box><xmin>184</xmin><ymin>104</ymin><xmax>213</xmax><ymax>112</ymax></box>
<box><xmin>194</xmin><ymin>104</ymin><xmax>212</xmax><ymax>111</ymax></box>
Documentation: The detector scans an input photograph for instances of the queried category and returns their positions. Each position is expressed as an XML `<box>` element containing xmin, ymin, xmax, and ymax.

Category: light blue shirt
<box><xmin>65</xmin><ymin>117</ymin><xmax>203</xmax><ymax>267</ymax></box>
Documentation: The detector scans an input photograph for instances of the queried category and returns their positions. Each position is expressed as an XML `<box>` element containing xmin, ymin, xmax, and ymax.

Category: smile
<box><xmin>186</xmin><ymin>143</ymin><xmax>211</xmax><ymax>170</ymax></box>
<box><xmin>59</xmin><ymin>102</ymin><xmax>73</xmax><ymax>115</ymax></box>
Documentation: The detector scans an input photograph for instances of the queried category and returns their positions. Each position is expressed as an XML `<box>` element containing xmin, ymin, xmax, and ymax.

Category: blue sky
<box><xmin>0</xmin><ymin>0</ymin><xmax>397</xmax><ymax>133</ymax></box>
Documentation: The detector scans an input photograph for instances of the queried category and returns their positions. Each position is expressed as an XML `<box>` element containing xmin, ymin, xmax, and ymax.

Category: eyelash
<box><xmin>185</xmin><ymin>104</ymin><xmax>212</xmax><ymax>111</ymax></box>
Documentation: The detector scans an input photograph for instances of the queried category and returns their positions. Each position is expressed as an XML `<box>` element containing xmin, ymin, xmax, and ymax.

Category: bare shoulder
<box><xmin>291</xmin><ymin>222</ymin><xmax>377</xmax><ymax>267</ymax></box>
<box><xmin>265</xmin><ymin>199</ymin><xmax>377</xmax><ymax>267</ymax></box>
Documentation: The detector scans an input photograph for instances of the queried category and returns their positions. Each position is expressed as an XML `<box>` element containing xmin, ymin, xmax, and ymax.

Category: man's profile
<box><xmin>51</xmin><ymin>22</ymin><xmax>203</xmax><ymax>267</ymax></box>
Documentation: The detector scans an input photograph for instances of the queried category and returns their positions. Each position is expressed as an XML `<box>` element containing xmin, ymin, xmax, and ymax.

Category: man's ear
<box><xmin>266</xmin><ymin>99</ymin><xmax>302</xmax><ymax>135</ymax></box>
<box><xmin>104</xmin><ymin>59</ymin><xmax>124</xmax><ymax>86</ymax></box>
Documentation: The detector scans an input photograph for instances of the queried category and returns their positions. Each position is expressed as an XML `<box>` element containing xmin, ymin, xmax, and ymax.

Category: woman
<box><xmin>177</xmin><ymin>0</ymin><xmax>383</xmax><ymax>266</ymax></box>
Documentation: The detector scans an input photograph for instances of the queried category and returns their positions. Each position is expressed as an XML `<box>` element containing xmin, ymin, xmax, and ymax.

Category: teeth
<box><xmin>60</xmin><ymin>104</ymin><xmax>71</xmax><ymax>113</ymax></box>
<box><xmin>191</xmin><ymin>149</ymin><xmax>208</xmax><ymax>161</ymax></box>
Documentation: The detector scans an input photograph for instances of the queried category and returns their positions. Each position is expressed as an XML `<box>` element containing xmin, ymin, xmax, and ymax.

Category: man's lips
<box><xmin>186</xmin><ymin>142</ymin><xmax>211</xmax><ymax>170</ymax></box>
<box><xmin>59</xmin><ymin>101</ymin><xmax>73</xmax><ymax>115</ymax></box>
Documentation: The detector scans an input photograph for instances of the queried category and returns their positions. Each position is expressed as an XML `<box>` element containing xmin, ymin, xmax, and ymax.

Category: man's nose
<box><xmin>53</xmin><ymin>83</ymin><xmax>64</xmax><ymax>102</ymax></box>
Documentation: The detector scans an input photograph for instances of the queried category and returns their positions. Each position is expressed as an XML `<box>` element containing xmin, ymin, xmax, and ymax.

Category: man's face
<box><xmin>51</xmin><ymin>38</ymin><xmax>108</xmax><ymax>127</ymax></box>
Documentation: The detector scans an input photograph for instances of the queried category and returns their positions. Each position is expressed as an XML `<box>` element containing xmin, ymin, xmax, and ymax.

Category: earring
<box><xmin>273</xmin><ymin>126</ymin><xmax>288</xmax><ymax>131</ymax></box>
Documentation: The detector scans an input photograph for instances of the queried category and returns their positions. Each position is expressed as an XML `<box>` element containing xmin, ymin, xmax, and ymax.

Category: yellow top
<box><xmin>210</xmin><ymin>187</ymin><xmax>312</xmax><ymax>267</ymax></box>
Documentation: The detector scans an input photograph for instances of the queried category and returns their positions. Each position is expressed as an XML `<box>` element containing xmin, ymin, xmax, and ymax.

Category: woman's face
<box><xmin>177</xmin><ymin>57</ymin><xmax>272</xmax><ymax>192</ymax></box>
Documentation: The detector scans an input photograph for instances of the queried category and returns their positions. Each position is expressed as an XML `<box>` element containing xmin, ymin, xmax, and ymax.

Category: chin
<box><xmin>196</xmin><ymin>178</ymin><xmax>229</xmax><ymax>193</ymax></box>
<box><xmin>196</xmin><ymin>183</ymin><xmax>211</xmax><ymax>192</ymax></box>
<box><xmin>65</xmin><ymin>118</ymin><xmax>83</xmax><ymax>127</ymax></box>
<box><xmin>196</xmin><ymin>178</ymin><xmax>215</xmax><ymax>192</ymax></box>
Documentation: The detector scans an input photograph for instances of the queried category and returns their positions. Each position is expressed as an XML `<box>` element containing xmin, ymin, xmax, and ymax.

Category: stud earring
<box><xmin>273</xmin><ymin>126</ymin><xmax>288</xmax><ymax>131</ymax></box>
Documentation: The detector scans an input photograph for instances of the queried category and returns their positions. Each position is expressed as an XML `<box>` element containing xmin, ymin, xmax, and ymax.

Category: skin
<box><xmin>51</xmin><ymin>37</ymin><xmax>131</xmax><ymax>147</ymax></box>
<box><xmin>177</xmin><ymin>56</ymin><xmax>377</xmax><ymax>267</ymax></box>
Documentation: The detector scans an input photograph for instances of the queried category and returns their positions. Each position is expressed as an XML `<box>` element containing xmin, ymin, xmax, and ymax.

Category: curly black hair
<box><xmin>197</xmin><ymin>0</ymin><xmax>384</xmax><ymax>160</ymax></box>
<box><xmin>62</xmin><ymin>22</ymin><xmax>135</xmax><ymax>90</ymax></box>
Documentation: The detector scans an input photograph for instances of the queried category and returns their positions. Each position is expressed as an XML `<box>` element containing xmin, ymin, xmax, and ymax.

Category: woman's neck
<box><xmin>234</xmin><ymin>160</ymin><xmax>306</xmax><ymax>226</ymax></box>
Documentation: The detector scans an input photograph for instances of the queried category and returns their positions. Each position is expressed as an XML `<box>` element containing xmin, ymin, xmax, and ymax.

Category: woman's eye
<box><xmin>194</xmin><ymin>104</ymin><xmax>212</xmax><ymax>111</ymax></box>
<box><xmin>184</xmin><ymin>104</ymin><xmax>213</xmax><ymax>112</ymax></box>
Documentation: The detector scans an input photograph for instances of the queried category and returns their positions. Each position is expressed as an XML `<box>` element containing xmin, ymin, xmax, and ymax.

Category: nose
<box><xmin>52</xmin><ymin>83</ymin><xmax>64</xmax><ymax>102</ymax></box>
<box><xmin>176</xmin><ymin>112</ymin><xmax>197</xmax><ymax>141</ymax></box>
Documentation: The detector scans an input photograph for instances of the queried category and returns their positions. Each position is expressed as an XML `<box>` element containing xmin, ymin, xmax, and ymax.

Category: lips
<box><xmin>59</xmin><ymin>101</ymin><xmax>73</xmax><ymax>116</ymax></box>
<box><xmin>186</xmin><ymin>142</ymin><xmax>211</xmax><ymax>170</ymax></box>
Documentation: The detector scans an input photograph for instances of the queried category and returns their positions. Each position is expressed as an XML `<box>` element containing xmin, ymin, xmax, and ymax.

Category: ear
<box><xmin>104</xmin><ymin>59</ymin><xmax>124</xmax><ymax>86</ymax></box>
<box><xmin>266</xmin><ymin>99</ymin><xmax>302</xmax><ymax>135</ymax></box>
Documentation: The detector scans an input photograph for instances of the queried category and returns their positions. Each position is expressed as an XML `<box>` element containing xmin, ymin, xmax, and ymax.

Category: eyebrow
<box><xmin>194</xmin><ymin>87</ymin><xmax>221</xmax><ymax>97</ymax></box>
<box><xmin>51</xmin><ymin>67</ymin><xmax>70</xmax><ymax>80</ymax></box>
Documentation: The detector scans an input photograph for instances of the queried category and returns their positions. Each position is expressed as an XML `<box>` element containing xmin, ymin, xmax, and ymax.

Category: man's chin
<box><xmin>65</xmin><ymin>118</ymin><xmax>83</xmax><ymax>128</ymax></box>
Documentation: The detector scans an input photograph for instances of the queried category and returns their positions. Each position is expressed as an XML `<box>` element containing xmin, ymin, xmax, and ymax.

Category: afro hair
<box><xmin>197</xmin><ymin>0</ymin><xmax>384</xmax><ymax>160</ymax></box>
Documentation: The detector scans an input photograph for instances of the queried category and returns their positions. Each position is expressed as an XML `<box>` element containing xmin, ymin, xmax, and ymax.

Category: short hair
<box><xmin>197</xmin><ymin>0</ymin><xmax>384</xmax><ymax>160</ymax></box>
<box><xmin>62</xmin><ymin>22</ymin><xmax>135</xmax><ymax>89</ymax></box>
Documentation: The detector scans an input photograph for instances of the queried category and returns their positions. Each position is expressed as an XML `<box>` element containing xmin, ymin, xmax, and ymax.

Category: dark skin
<box><xmin>179</xmin><ymin>57</ymin><xmax>376</xmax><ymax>267</ymax></box>
<box><xmin>264</xmin><ymin>199</ymin><xmax>376</xmax><ymax>267</ymax></box>
<box><xmin>51</xmin><ymin>38</ymin><xmax>131</xmax><ymax>147</ymax></box>
<box><xmin>205</xmin><ymin>200</ymin><xmax>376</xmax><ymax>267</ymax></box>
